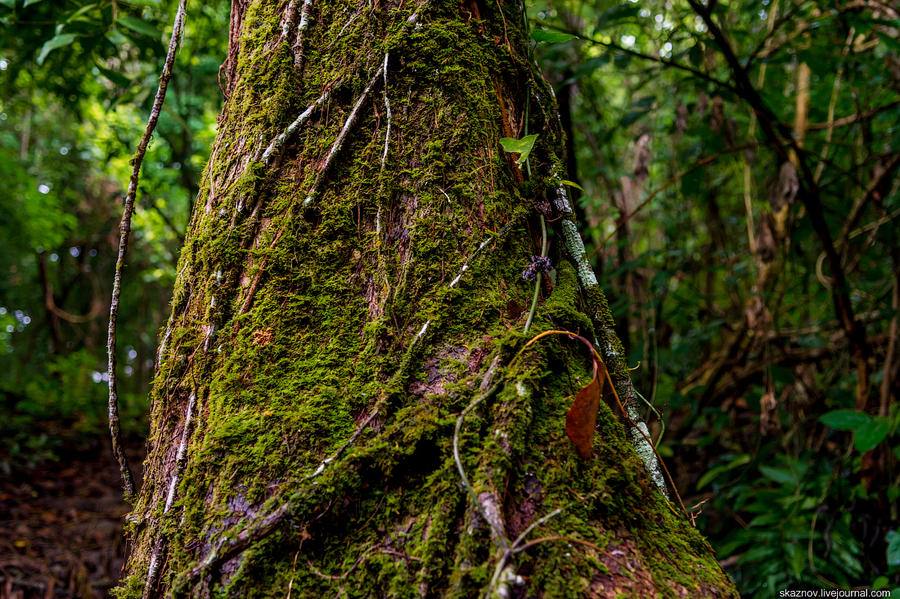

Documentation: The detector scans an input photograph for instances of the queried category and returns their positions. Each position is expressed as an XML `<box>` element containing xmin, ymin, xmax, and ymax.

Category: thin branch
<box><xmin>837</xmin><ymin>154</ymin><xmax>900</xmax><ymax>251</ymax></box>
<box><xmin>414</xmin><ymin>224</ymin><xmax>507</xmax><ymax>342</ymax></box>
<box><xmin>260</xmin><ymin>82</ymin><xmax>339</xmax><ymax>164</ymax></box>
<box><xmin>107</xmin><ymin>0</ymin><xmax>187</xmax><ymax>502</ymax></box>
<box><xmin>304</xmin><ymin>66</ymin><xmax>384</xmax><ymax>207</ymax></box>
<box><xmin>549</xmin><ymin>178</ymin><xmax>669</xmax><ymax>496</ymax></box>
<box><xmin>150</xmin><ymin>197</ymin><xmax>186</xmax><ymax>243</ymax></box>
<box><xmin>813</xmin><ymin>28</ymin><xmax>854</xmax><ymax>184</ymax></box>
<box><xmin>742</xmin><ymin>0</ymin><xmax>779</xmax><ymax>255</ymax></box>
<box><xmin>292</xmin><ymin>0</ymin><xmax>314</xmax><ymax>68</ymax></box>
<box><xmin>452</xmin><ymin>382</ymin><xmax>506</xmax><ymax>547</ymax></box>
<box><xmin>537</xmin><ymin>22</ymin><xmax>738</xmax><ymax>95</ymax></box>
<box><xmin>380</xmin><ymin>52</ymin><xmax>391</xmax><ymax>170</ymax></box>
<box><xmin>308</xmin><ymin>409</ymin><xmax>379</xmax><ymax>478</ymax></box>
<box><xmin>806</xmin><ymin>100</ymin><xmax>900</xmax><ymax>131</ymax></box>
<box><xmin>513</xmin><ymin>534</ymin><xmax>605</xmax><ymax>555</ymax></box>
<box><xmin>144</xmin><ymin>391</ymin><xmax>196</xmax><ymax>599</ymax></box>
<box><xmin>523</xmin><ymin>214</ymin><xmax>547</xmax><ymax>333</ymax></box>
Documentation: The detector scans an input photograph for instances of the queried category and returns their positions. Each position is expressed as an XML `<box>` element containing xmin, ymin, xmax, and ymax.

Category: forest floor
<box><xmin>0</xmin><ymin>439</ymin><xmax>142</xmax><ymax>599</ymax></box>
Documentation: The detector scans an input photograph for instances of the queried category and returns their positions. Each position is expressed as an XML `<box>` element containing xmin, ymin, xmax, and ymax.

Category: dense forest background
<box><xmin>0</xmin><ymin>0</ymin><xmax>898</xmax><ymax>596</ymax></box>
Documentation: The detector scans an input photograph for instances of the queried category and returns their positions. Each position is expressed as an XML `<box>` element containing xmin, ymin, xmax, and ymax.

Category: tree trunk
<box><xmin>117</xmin><ymin>1</ymin><xmax>738</xmax><ymax>597</ymax></box>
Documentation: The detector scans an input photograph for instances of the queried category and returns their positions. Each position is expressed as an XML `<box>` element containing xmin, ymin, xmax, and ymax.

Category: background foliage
<box><xmin>1</xmin><ymin>0</ymin><xmax>898</xmax><ymax>596</ymax></box>
<box><xmin>0</xmin><ymin>0</ymin><xmax>226</xmax><ymax>465</ymax></box>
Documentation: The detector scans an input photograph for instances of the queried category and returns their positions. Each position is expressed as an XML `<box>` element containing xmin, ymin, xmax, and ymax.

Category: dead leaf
<box><xmin>565</xmin><ymin>359</ymin><xmax>606</xmax><ymax>459</ymax></box>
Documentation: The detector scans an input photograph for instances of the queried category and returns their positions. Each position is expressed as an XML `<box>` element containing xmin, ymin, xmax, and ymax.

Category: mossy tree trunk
<box><xmin>118</xmin><ymin>0</ymin><xmax>738</xmax><ymax>597</ymax></box>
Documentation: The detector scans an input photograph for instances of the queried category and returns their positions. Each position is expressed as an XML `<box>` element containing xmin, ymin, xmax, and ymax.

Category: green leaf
<box><xmin>569</xmin><ymin>56</ymin><xmax>610</xmax><ymax>81</ymax></box>
<box><xmin>117</xmin><ymin>15</ymin><xmax>159</xmax><ymax>38</ymax></box>
<box><xmin>499</xmin><ymin>134</ymin><xmax>538</xmax><ymax>166</ymax></box>
<box><xmin>696</xmin><ymin>454</ymin><xmax>751</xmax><ymax>489</ymax></box>
<box><xmin>23</xmin><ymin>0</ymin><xmax>45</xmax><ymax>6</ymax></box>
<box><xmin>0</xmin><ymin>0</ymin><xmax>16</xmax><ymax>8</ymax></box>
<box><xmin>877</xmin><ymin>31</ymin><xmax>900</xmax><ymax>52</ymax></box>
<box><xmin>888</xmin><ymin>485</ymin><xmax>899</xmax><ymax>503</ymax></box>
<box><xmin>95</xmin><ymin>62</ymin><xmax>130</xmax><ymax>87</ymax></box>
<box><xmin>873</xmin><ymin>576</ymin><xmax>889</xmax><ymax>591</ymax></box>
<box><xmin>560</xmin><ymin>179</ymin><xmax>583</xmax><ymax>192</ymax></box>
<box><xmin>36</xmin><ymin>33</ymin><xmax>78</xmax><ymax>65</ymax></box>
<box><xmin>820</xmin><ymin>409</ymin><xmax>871</xmax><ymax>431</ymax></box>
<box><xmin>759</xmin><ymin>465</ymin><xmax>795</xmax><ymax>486</ymax></box>
<box><xmin>105</xmin><ymin>28</ymin><xmax>128</xmax><ymax>46</ymax></box>
<box><xmin>887</xmin><ymin>531</ymin><xmax>900</xmax><ymax>567</ymax></box>
<box><xmin>66</xmin><ymin>3</ymin><xmax>98</xmax><ymax>22</ymax></box>
<box><xmin>854</xmin><ymin>418</ymin><xmax>890</xmax><ymax>452</ymax></box>
<box><xmin>595</xmin><ymin>4</ymin><xmax>641</xmax><ymax>33</ymax></box>
<box><xmin>531</xmin><ymin>30</ymin><xmax>575</xmax><ymax>44</ymax></box>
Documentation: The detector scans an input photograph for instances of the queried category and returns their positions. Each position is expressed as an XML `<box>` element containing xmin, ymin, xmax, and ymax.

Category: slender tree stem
<box><xmin>107</xmin><ymin>0</ymin><xmax>187</xmax><ymax>502</ymax></box>
<box><xmin>523</xmin><ymin>214</ymin><xmax>548</xmax><ymax>333</ymax></box>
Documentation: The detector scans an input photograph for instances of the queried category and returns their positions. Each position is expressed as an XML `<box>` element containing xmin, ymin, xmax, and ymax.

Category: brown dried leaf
<box><xmin>565</xmin><ymin>359</ymin><xmax>606</xmax><ymax>459</ymax></box>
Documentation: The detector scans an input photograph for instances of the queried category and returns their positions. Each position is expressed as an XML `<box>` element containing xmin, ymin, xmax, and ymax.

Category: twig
<box><xmin>308</xmin><ymin>409</ymin><xmax>379</xmax><ymax>478</ymax></box>
<box><xmin>452</xmin><ymin>383</ymin><xmax>506</xmax><ymax>546</ymax></box>
<box><xmin>486</xmin><ymin>500</ymin><xmax>592</xmax><ymax>596</ymax></box>
<box><xmin>512</xmin><ymin>535</ymin><xmax>604</xmax><ymax>555</ymax></box>
<box><xmin>185</xmin><ymin>500</ymin><xmax>293</xmax><ymax>589</ymax></box>
<box><xmin>523</xmin><ymin>214</ymin><xmax>547</xmax><ymax>333</ymax></box>
<box><xmin>329</xmin><ymin>12</ymin><xmax>359</xmax><ymax>47</ymax></box>
<box><xmin>381</xmin><ymin>52</ymin><xmax>391</xmax><ymax>170</ymax></box>
<box><xmin>535</xmin><ymin>22</ymin><xmax>738</xmax><ymax>95</ymax></box>
<box><xmin>633</xmin><ymin>387</ymin><xmax>664</xmax><ymax>448</ymax></box>
<box><xmin>260</xmin><ymin>84</ymin><xmax>339</xmax><ymax>164</ymax></box>
<box><xmin>144</xmin><ymin>391</ymin><xmax>196</xmax><ymax>598</ymax></box>
<box><xmin>741</xmin><ymin>0</ymin><xmax>778</xmax><ymax>255</ymax></box>
<box><xmin>805</xmin><ymin>100</ymin><xmax>900</xmax><ymax>131</ymax></box>
<box><xmin>293</xmin><ymin>0</ymin><xmax>313</xmax><ymax>67</ymax></box>
<box><xmin>813</xmin><ymin>29</ymin><xmax>854</xmax><ymax>183</ymax></box>
<box><xmin>107</xmin><ymin>0</ymin><xmax>187</xmax><ymax>502</ymax></box>
<box><xmin>413</xmin><ymin>225</ymin><xmax>506</xmax><ymax>342</ymax></box>
<box><xmin>837</xmin><ymin>154</ymin><xmax>900</xmax><ymax>251</ymax></box>
<box><xmin>304</xmin><ymin>66</ymin><xmax>384</xmax><ymax>207</ymax></box>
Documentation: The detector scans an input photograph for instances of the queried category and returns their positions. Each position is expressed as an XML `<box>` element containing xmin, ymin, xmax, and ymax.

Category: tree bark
<box><xmin>118</xmin><ymin>1</ymin><xmax>739</xmax><ymax>597</ymax></box>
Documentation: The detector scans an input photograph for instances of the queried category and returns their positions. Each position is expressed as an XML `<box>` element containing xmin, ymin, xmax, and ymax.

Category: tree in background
<box><xmin>0</xmin><ymin>0</ymin><xmax>226</xmax><ymax>463</ymax></box>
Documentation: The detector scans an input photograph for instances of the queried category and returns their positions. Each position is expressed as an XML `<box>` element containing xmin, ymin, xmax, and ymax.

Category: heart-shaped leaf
<box><xmin>565</xmin><ymin>358</ymin><xmax>606</xmax><ymax>459</ymax></box>
<box><xmin>499</xmin><ymin>134</ymin><xmax>538</xmax><ymax>166</ymax></box>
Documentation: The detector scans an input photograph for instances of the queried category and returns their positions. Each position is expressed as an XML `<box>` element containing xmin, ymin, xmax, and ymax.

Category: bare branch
<box><xmin>304</xmin><ymin>66</ymin><xmax>384</xmax><ymax>206</ymax></box>
<box><xmin>107</xmin><ymin>0</ymin><xmax>187</xmax><ymax>502</ymax></box>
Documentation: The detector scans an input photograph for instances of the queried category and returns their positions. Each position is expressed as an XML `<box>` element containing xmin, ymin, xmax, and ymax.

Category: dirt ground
<box><xmin>0</xmin><ymin>443</ymin><xmax>142</xmax><ymax>599</ymax></box>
